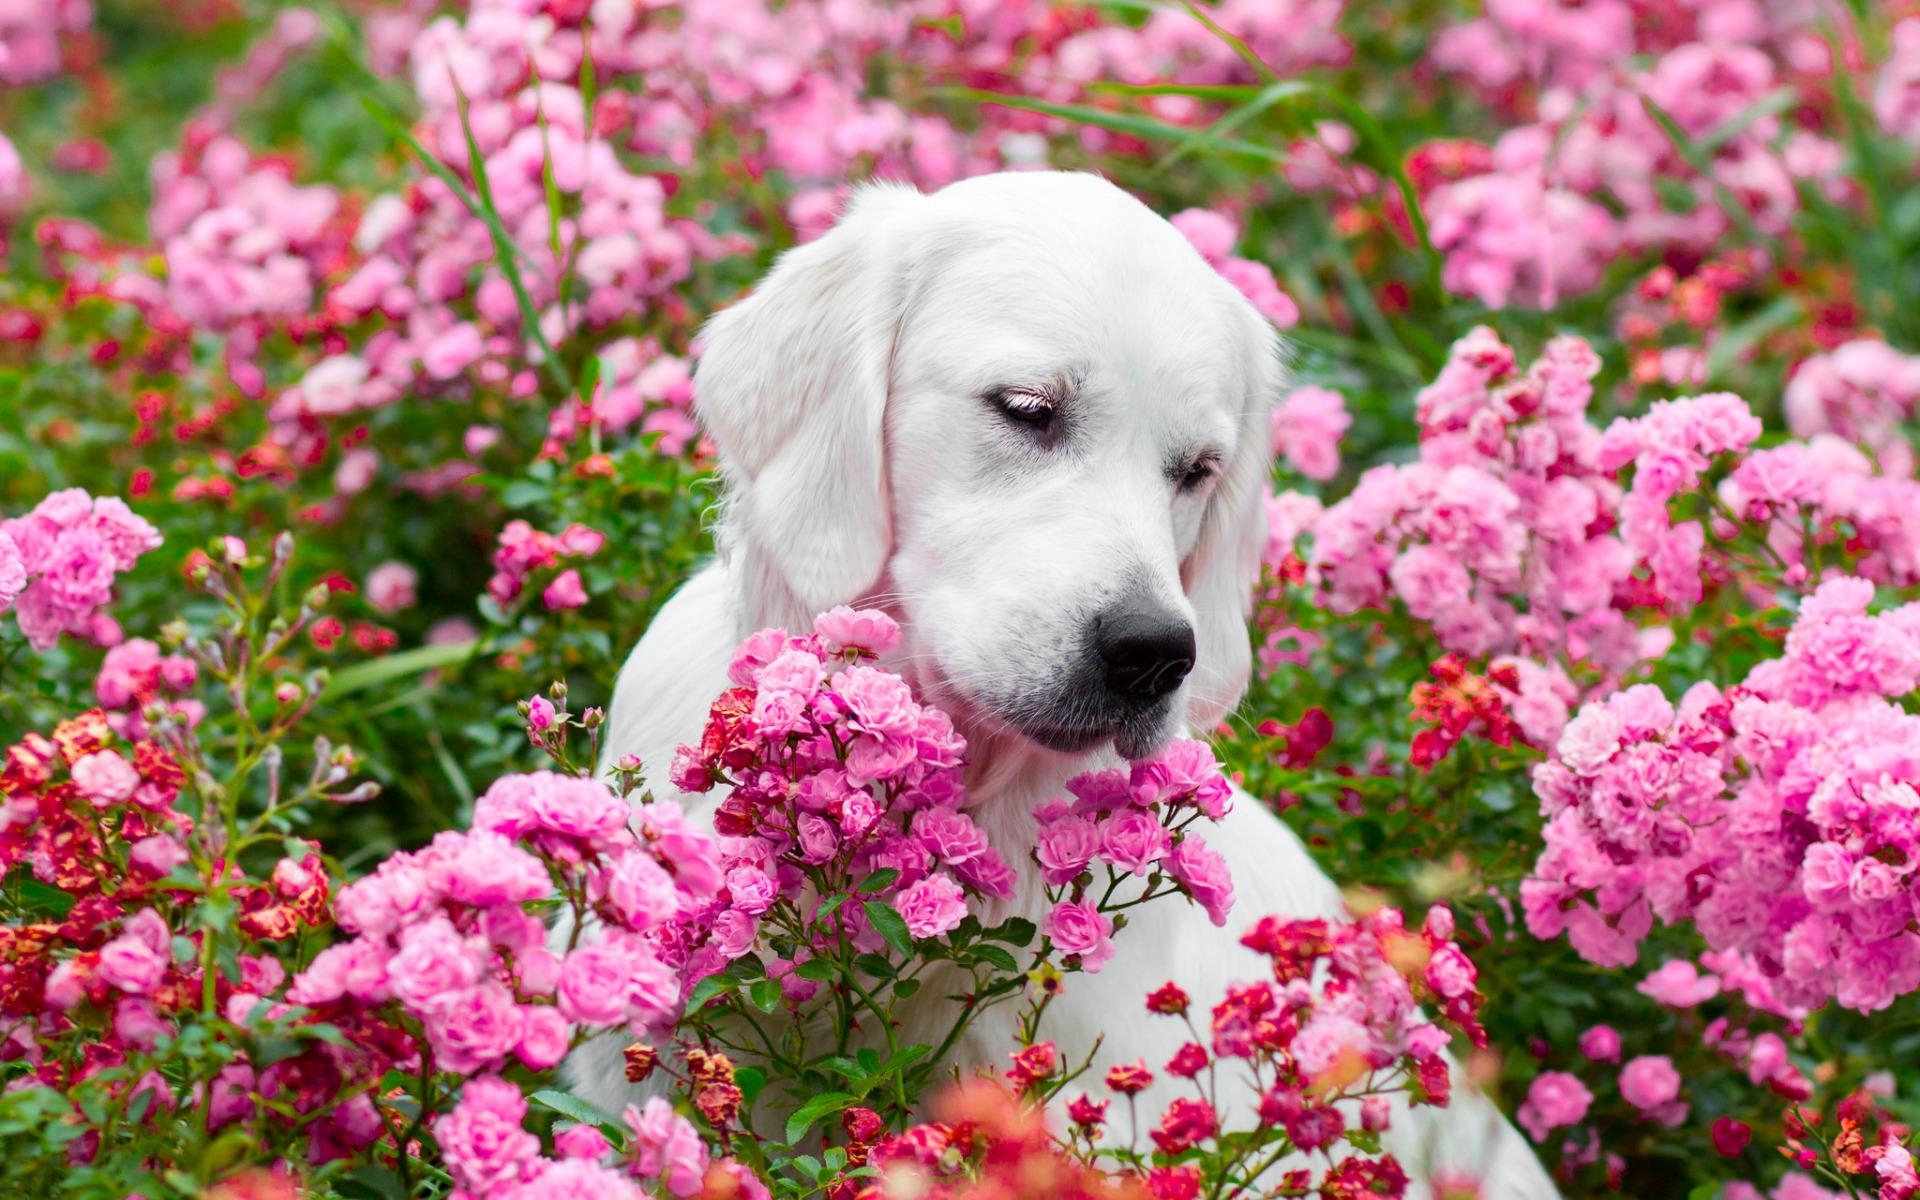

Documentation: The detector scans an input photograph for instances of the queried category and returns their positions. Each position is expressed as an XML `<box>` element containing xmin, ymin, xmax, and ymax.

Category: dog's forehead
<box><xmin>904</xmin><ymin>220</ymin><xmax>1243</xmax><ymax>405</ymax></box>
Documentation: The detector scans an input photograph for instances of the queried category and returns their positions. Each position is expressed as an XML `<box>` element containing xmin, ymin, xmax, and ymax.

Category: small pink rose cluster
<box><xmin>1784</xmin><ymin>339</ymin><xmax>1920</xmax><ymax>479</ymax></box>
<box><xmin>487</xmin><ymin>520</ymin><xmax>606</xmax><ymax>610</ymax></box>
<box><xmin>148</xmin><ymin>132</ymin><xmax>348</xmax><ymax>337</ymax></box>
<box><xmin>2</xmin><ymin>488</ymin><xmax>162</xmax><ymax>650</ymax></box>
<box><xmin>1597</xmin><ymin>389</ymin><xmax>1763</xmax><ymax>610</ymax></box>
<box><xmin>667</xmin><ymin>607</ymin><xmax>1016</xmax><ymax>987</ymax></box>
<box><xmin>291</xmin><ymin>769</ymin><xmax>723</xmax><ymax>1079</ymax></box>
<box><xmin>1526</xmin><ymin>576</ymin><xmax>1920</xmax><ymax>1013</ymax></box>
<box><xmin>1425</xmin><ymin>13</ymin><xmax>1848</xmax><ymax>307</ymax></box>
<box><xmin>94</xmin><ymin>637</ymin><xmax>203</xmax><ymax>738</ymax></box>
<box><xmin>0</xmin><ymin>0</ymin><xmax>90</xmax><ymax>86</ymax></box>
<box><xmin>437</xmin><ymin>1077</ymin><xmax>764</xmax><ymax>1200</ymax></box>
<box><xmin>1032</xmin><ymin>739</ymin><xmax>1237</xmax><ymax>971</ymax></box>
<box><xmin>1297</xmin><ymin>328</ymin><xmax>1649</xmax><ymax>676</ymax></box>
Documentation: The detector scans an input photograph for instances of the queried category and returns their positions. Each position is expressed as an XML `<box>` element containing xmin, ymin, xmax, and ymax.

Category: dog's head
<box><xmin>695</xmin><ymin>171</ymin><xmax>1283</xmax><ymax>761</ymax></box>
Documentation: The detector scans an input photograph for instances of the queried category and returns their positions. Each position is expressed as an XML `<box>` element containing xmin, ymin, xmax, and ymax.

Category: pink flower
<box><xmin>1579</xmin><ymin>1025</ymin><xmax>1622</xmax><ymax>1062</ymax></box>
<box><xmin>1637</xmin><ymin>960</ymin><xmax>1721</xmax><ymax>1008</ymax></box>
<box><xmin>526</xmin><ymin>696</ymin><xmax>557</xmax><ymax>731</ymax></box>
<box><xmin>558</xmin><ymin>943</ymin><xmax>644</xmax><ymax>1026</ymax></box>
<box><xmin>814</xmin><ymin>606</ymin><xmax>901</xmax><ymax>656</ymax></box>
<box><xmin>555</xmin><ymin>1123</ymin><xmax>613</xmax><ymax>1161</ymax></box>
<box><xmin>427</xmin><ymin>982</ymin><xmax>526</xmax><ymax>1075</ymax></box>
<box><xmin>1273</xmin><ymin>386</ymin><xmax>1350</xmax><ymax>482</ymax></box>
<box><xmin>1518</xmin><ymin>1072</ymin><xmax>1592</xmax><ymax>1144</ymax></box>
<box><xmin>1045</xmin><ymin>900</ymin><xmax>1115</xmax><ymax>972</ymax></box>
<box><xmin>1129</xmin><ymin>739</ymin><xmax>1231</xmax><ymax>818</ymax></box>
<box><xmin>387</xmin><ymin>917</ymin><xmax>484</xmax><ymax>1009</ymax></box>
<box><xmin>0</xmin><ymin>528</ymin><xmax>23</xmax><ymax>615</ymax></box>
<box><xmin>438</xmin><ymin>1076</ymin><xmax>540</xmax><ymax>1193</ymax></box>
<box><xmin>895</xmin><ymin>873</ymin><xmax>968</xmax><ymax>939</ymax></box>
<box><xmin>1165</xmin><ymin>838</ymin><xmax>1235</xmax><ymax>927</ymax></box>
<box><xmin>543</xmin><ymin>568</ymin><xmax>590</xmax><ymax>610</ymax></box>
<box><xmin>516</xmin><ymin>1005</ymin><xmax>571</xmax><ymax>1071</ymax></box>
<box><xmin>71</xmin><ymin>750</ymin><xmax>140</xmax><ymax>804</ymax></box>
<box><xmin>609</xmin><ymin>852</ymin><xmax>682</xmax><ymax>930</ymax></box>
<box><xmin>1618</xmin><ymin>1055</ymin><xmax>1681</xmax><ymax>1111</ymax></box>
<box><xmin>1036</xmin><ymin>815</ymin><xmax>1101</xmax><ymax>886</ymax></box>
<box><xmin>364</xmin><ymin>561</ymin><xmax>418</xmax><ymax>613</ymax></box>
<box><xmin>98</xmin><ymin>927</ymin><xmax>167</xmax><ymax>995</ymax></box>
<box><xmin>625</xmin><ymin>1097</ymin><xmax>710</xmax><ymax>1198</ymax></box>
<box><xmin>1100</xmin><ymin>809</ymin><xmax>1172</xmax><ymax>876</ymax></box>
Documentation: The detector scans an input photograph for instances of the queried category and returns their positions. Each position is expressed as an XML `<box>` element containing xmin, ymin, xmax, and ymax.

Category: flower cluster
<box><xmin>665</xmin><ymin>607</ymin><xmax>1016</xmax><ymax>986</ymax></box>
<box><xmin>435</xmin><ymin>1077</ymin><xmax>749</xmax><ymax>1200</ymax></box>
<box><xmin>870</xmin><ymin>904</ymin><xmax>1478</xmax><ymax>1200</ymax></box>
<box><xmin>1032</xmin><ymin>739</ymin><xmax>1237</xmax><ymax>966</ymax></box>
<box><xmin>1783</xmin><ymin>339</ymin><xmax>1920</xmax><ymax>478</ymax></box>
<box><xmin>0</xmin><ymin>705</ymin><xmax>381</xmax><ymax>1164</ymax></box>
<box><xmin>1526</xmin><ymin>576</ymin><xmax>1920</xmax><ymax>1013</ymax></box>
<box><xmin>149</xmin><ymin>130</ymin><xmax>349</xmax><ymax>337</ymax></box>
<box><xmin>1424</xmin><ymin>6</ymin><xmax>1848</xmax><ymax>308</ymax></box>
<box><xmin>1295</xmin><ymin>328</ymin><xmax>1647</xmax><ymax>673</ymax></box>
<box><xmin>486</xmin><ymin>520</ymin><xmax>607</xmax><ymax>610</ymax></box>
<box><xmin>292</xmin><ymin>768</ymin><xmax>722</xmax><ymax>1080</ymax></box>
<box><xmin>1</xmin><ymin>488</ymin><xmax>162</xmax><ymax>649</ymax></box>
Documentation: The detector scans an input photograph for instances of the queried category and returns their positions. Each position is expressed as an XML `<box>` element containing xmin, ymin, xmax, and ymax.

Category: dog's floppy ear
<box><xmin>694</xmin><ymin>183</ymin><xmax>926</xmax><ymax>625</ymax></box>
<box><xmin>1183</xmin><ymin>311</ymin><xmax>1285</xmax><ymax>732</ymax></box>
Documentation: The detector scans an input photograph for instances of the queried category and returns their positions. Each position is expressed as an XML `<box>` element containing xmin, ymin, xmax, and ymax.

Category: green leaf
<box><xmin>987</xmin><ymin>917</ymin><xmax>1037</xmax><ymax>947</ymax></box>
<box><xmin>687</xmin><ymin>971</ymin><xmax>743</xmax><ymax>1011</ymax></box>
<box><xmin>892</xmin><ymin>978</ymin><xmax>922</xmax><ymax>1000</ymax></box>
<box><xmin>784</xmin><ymin>1091</ymin><xmax>857</xmax><ymax>1145</ymax></box>
<box><xmin>749</xmin><ymin>979</ymin><xmax>782</xmax><ymax>1013</ymax></box>
<box><xmin>532</xmin><ymin>1089</ymin><xmax>623</xmax><ymax>1133</ymax></box>
<box><xmin>972</xmin><ymin>945</ymin><xmax>1020</xmax><ymax>973</ymax></box>
<box><xmin>855</xmin><ymin>868</ymin><xmax>899</xmax><ymax>893</ymax></box>
<box><xmin>735</xmin><ymin>1065</ymin><xmax>767</xmax><ymax>1105</ymax></box>
<box><xmin>321</xmin><ymin>640</ymin><xmax>478</xmax><ymax>701</ymax></box>
<box><xmin>795</xmin><ymin>958</ymin><xmax>840</xmax><ymax>981</ymax></box>
<box><xmin>862</xmin><ymin>900</ymin><xmax>915</xmax><ymax>957</ymax></box>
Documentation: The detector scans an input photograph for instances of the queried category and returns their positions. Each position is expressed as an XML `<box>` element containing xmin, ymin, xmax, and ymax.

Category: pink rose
<box><xmin>896</xmin><ymin>873</ymin><xmax>968</xmax><ymax>939</ymax></box>
<box><xmin>1618</xmin><ymin>1055</ymin><xmax>1681</xmax><ymax>1111</ymax></box>
<box><xmin>543</xmin><ymin>568</ymin><xmax>589</xmax><ymax>610</ymax></box>
<box><xmin>813</xmin><ymin>606</ymin><xmax>901</xmax><ymax>657</ymax></box>
<box><xmin>1099</xmin><ymin>809</ymin><xmax>1171</xmax><ymax>876</ymax></box>
<box><xmin>1579</xmin><ymin>1025</ymin><xmax>1622</xmax><ymax>1062</ymax></box>
<box><xmin>1518</xmin><ymin>1072</ymin><xmax>1593</xmax><ymax>1143</ymax></box>
<box><xmin>71</xmin><ymin>750</ymin><xmax>140</xmax><ymax>805</ymax></box>
<box><xmin>1165</xmin><ymin>838</ymin><xmax>1235</xmax><ymax>927</ymax></box>
<box><xmin>364</xmin><ymin>561</ymin><xmax>418</xmax><ymax>613</ymax></box>
<box><xmin>438</xmin><ymin>1075</ymin><xmax>539</xmax><ymax>1193</ymax></box>
<box><xmin>1044</xmin><ymin>900</ymin><xmax>1115</xmax><ymax>972</ymax></box>
<box><xmin>558</xmin><ymin>943</ymin><xmax>640</xmax><ymax>1026</ymax></box>
<box><xmin>1035</xmin><ymin>815</ymin><xmax>1100</xmax><ymax>886</ymax></box>
<box><xmin>387</xmin><ymin>917</ymin><xmax>484</xmax><ymax>1009</ymax></box>
<box><xmin>625</xmin><ymin>1097</ymin><xmax>710</xmax><ymax>1198</ymax></box>
<box><xmin>516</xmin><ymin>1005</ymin><xmax>572</xmax><ymax>1071</ymax></box>
<box><xmin>427</xmin><ymin>983</ymin><xmax>525</xmax><ymax>1075</ymax></box>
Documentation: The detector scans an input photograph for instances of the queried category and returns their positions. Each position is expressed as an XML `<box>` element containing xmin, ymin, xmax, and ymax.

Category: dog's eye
<box><xmin>988</xmin><ymin>387</ymin><xmax>1056</xmax><ymax>430</ymax></box>
<box><xmin>1178</xmin><ymin>456</ymin><xmax>1220</xmax><ymax>492</ymax></box>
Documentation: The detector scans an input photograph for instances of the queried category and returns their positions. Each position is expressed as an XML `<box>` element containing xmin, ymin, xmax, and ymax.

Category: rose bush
<box><xmin>4</xmin><ymin>1</ymin><xmax>1920</xmax><ymax>1198</ymax></box>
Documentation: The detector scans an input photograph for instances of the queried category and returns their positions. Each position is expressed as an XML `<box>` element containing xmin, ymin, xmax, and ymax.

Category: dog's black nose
<box><xmin>1095</xmin><ymin>603</ymin><xmax>1196</xmax><ymax>701</ymax></box>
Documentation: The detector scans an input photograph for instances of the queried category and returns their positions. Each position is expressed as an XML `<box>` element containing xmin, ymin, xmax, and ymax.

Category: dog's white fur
<box><xmin>577</xmin><ymin>172</ymin><xmax>1559</xmax><ymax>1198</ymax></box>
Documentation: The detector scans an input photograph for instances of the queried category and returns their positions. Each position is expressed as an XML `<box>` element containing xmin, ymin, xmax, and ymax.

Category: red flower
<box><xmin>1105</xmin><ymin>1060</ymin><xmax>1155</xmax><ymax>1096</ymax></box>
<box><xmin>1150</xmin><ymin>1097</ymin><xmax>1218</xmax><ymax>1154</ymax></box>
<box><xmin>1145</xmin><ymin>981</ymin><xmax>1191</xmax><ymax>1015</ymax></box>
<box><xmin>1165</xmin><ymin>1042</ymin><xmax>1208</xmax><ymax>1079</ymax></box>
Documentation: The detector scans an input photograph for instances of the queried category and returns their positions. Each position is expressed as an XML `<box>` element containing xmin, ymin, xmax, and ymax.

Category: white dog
<box><xmin>578</xmin><ymin>171</ymin><xmax>1559</xmax><ymax>1198</ymax></box>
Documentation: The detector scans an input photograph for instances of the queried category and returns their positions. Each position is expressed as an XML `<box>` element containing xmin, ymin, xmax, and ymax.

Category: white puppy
<box><xmin>579</xmin><ymin>171</ymin><xmax>1559</xmax><ymax>1199</ymax></box>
